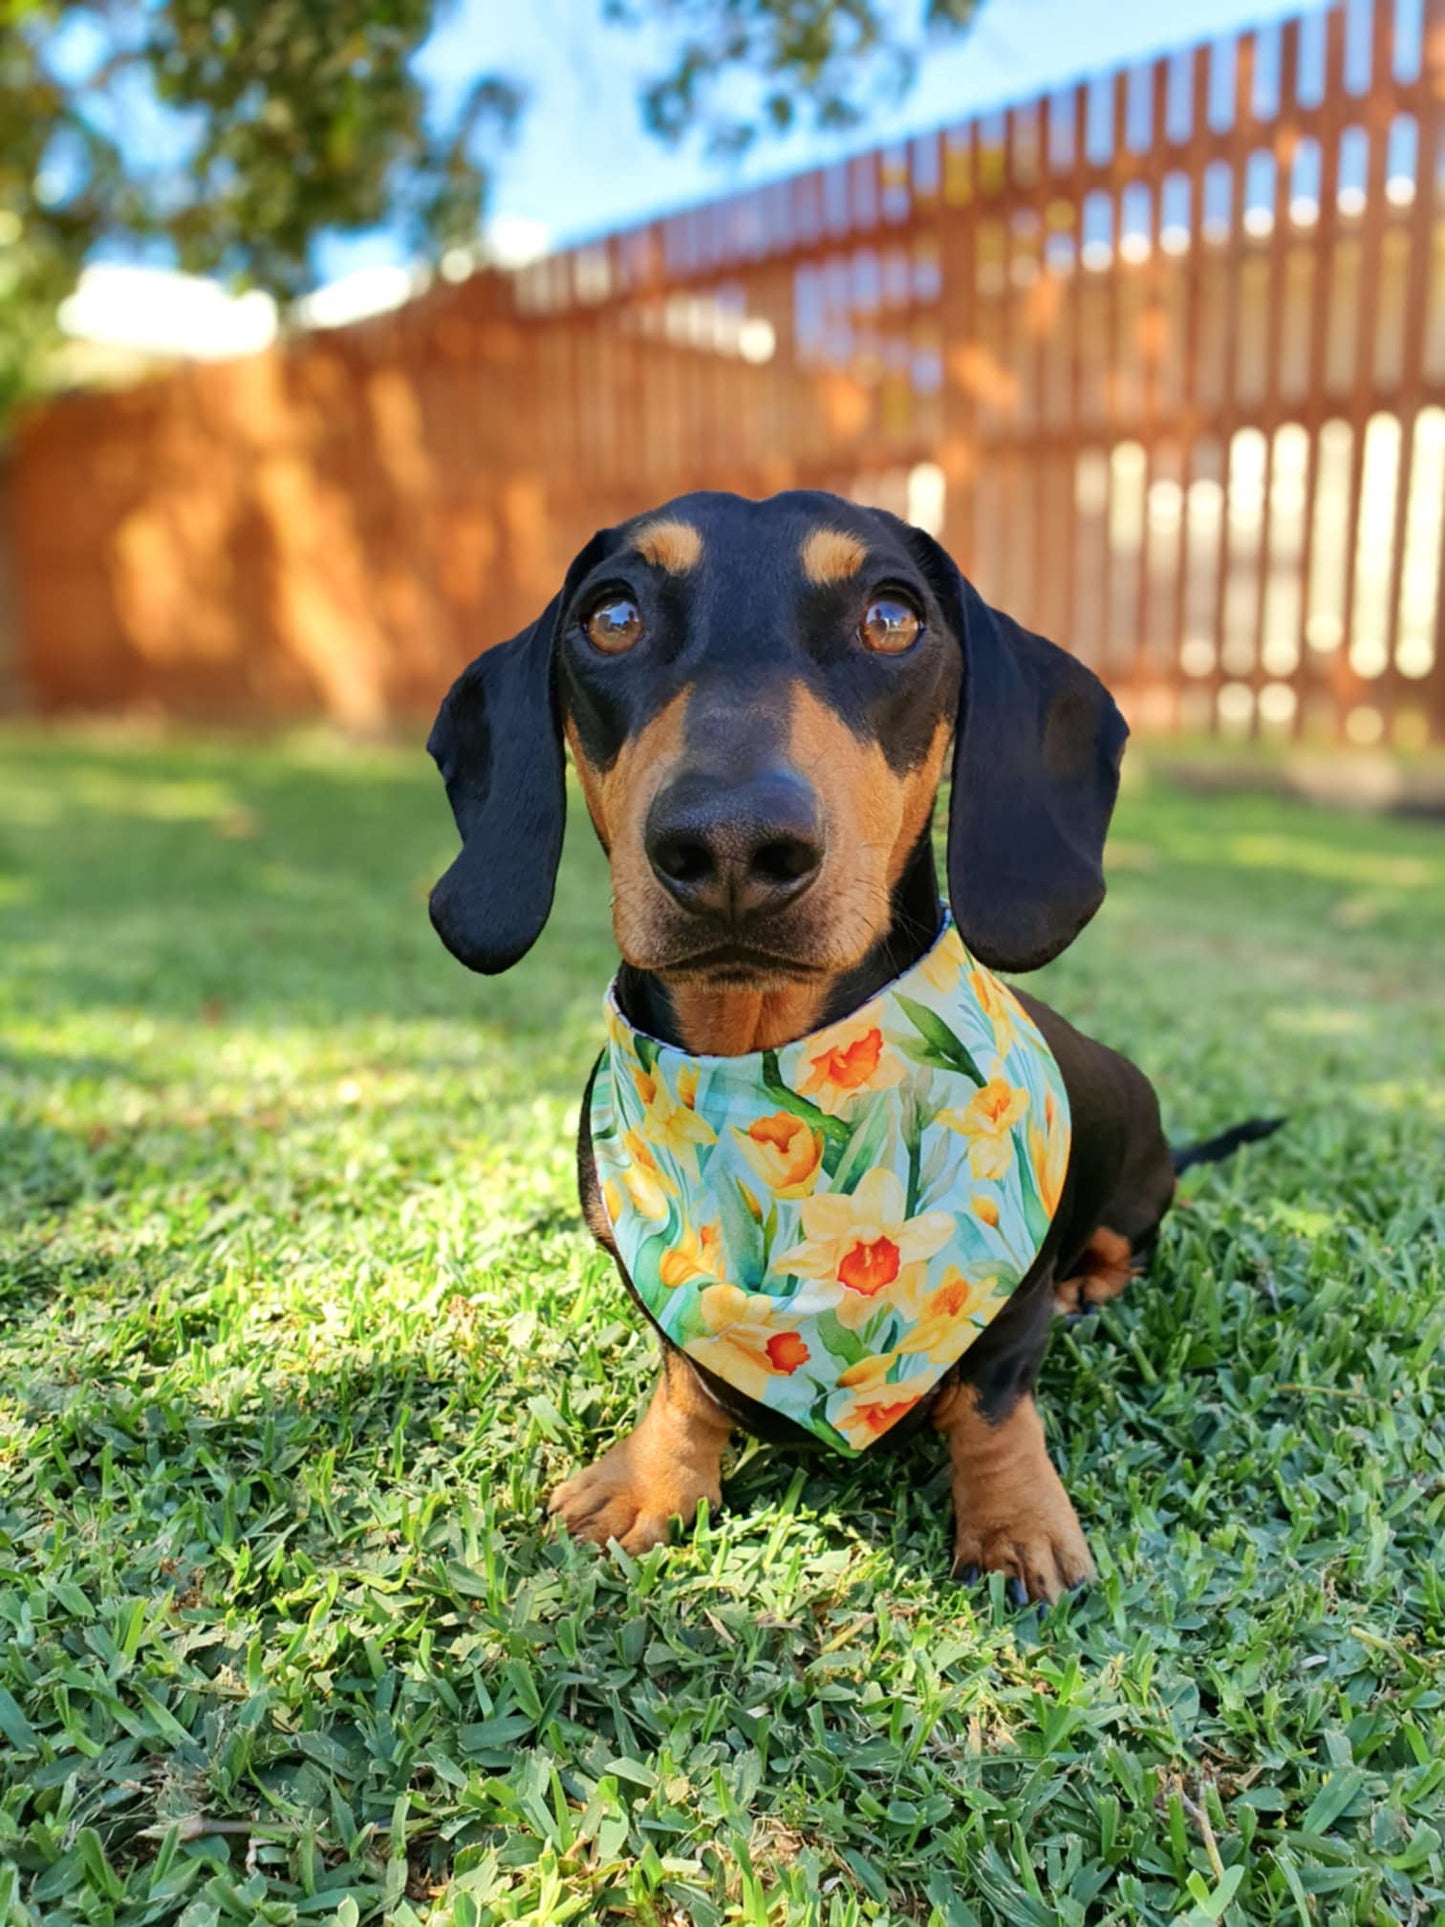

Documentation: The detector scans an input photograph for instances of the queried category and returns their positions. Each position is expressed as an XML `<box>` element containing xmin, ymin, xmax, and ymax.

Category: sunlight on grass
<box><xmin>1223</xmin><ymin>832</ymin><xmax>1435</xmax><ymax>887</ymax></box>
<box><xmin>0</xmin><ymin>728</ymin><xmax>1442</xmax><ymax>1926</ymax></box>
<box><xmin>1265</xmin><ymin>1004</ymin><xmax>1372</xmax><ymax>1036</ymax></box>
<box><xmin>0</xmin><ymin>765</ymin><xmax>250</xmax><ymax>825</ymax></box>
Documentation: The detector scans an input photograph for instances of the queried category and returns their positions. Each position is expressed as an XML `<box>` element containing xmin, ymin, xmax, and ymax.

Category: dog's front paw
<box><xmin>952</xmin><ymin>1494</ymin><xmax>1095</xmax><ymax>1604</ymax></box>
<box><xmin>934</xmin><ymin>1385</ymin><xmax>1096</xmax><ymax>1604</ymax></box>
<box><xmin>548</xmin><ymin>1436</ymin><xmax>719</xmax><ymax>1555</ymax></box>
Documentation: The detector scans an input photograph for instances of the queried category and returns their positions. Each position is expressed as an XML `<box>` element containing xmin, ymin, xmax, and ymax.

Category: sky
<box><xmin>315</xmin><ymin>0</ymin><xmax>1315</xmax><ymax>279</ymax></box>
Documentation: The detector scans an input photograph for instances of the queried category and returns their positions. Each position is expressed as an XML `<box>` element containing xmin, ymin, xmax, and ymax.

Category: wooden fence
<box><xmin>11</xmin><ymin>0</ymin><xmax>1445</xmax><ymax>743</ymax></box>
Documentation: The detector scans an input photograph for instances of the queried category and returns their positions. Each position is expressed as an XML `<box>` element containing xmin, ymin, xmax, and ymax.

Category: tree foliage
<box><xmin>613</xmin><ymin>0</ymin><xmax>979</xmax><ymax>153</ymax></box>
<box><xmin>0</xmin><ymin>0</ymin><xmax>977</xmax><ymax>419</ymax></box>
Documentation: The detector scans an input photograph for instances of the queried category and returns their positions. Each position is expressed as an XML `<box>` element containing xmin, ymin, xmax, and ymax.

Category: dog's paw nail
<box><xmin>959</xmin><ymin>1562</ymin><xmax>980</xmax><ymax>1584</ymax></box>
<box><xmin>1006</xmin><ymin>1576</ymin><xmax>1030</xmax><ymax>1609</ymax></box>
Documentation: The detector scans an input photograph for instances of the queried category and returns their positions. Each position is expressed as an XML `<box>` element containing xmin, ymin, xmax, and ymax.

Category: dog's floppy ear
<box><xmin>911</xmin><ymin>530</ymin><xmax>1129</xmax><ymax>972</ymax></box>
<box><xmin>427</xmin><ymin>596</ymin><xmax>567</xmax><ymax>973</ymax></box>
<box><xmin>428</xmin><ymin>530</ymin><xmax>615</xmax><ymax>973</ymax></box>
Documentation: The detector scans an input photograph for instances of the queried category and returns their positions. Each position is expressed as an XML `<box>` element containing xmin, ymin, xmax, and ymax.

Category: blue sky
<box><xmin>314</xmin><ymin>0</ymin><xmax>1312</xmax><ymax>278</ymax></box>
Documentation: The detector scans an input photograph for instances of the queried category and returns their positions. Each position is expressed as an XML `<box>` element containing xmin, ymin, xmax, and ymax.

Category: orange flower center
<box><xmin>765</xmin><ymin>1331</ymin><xmax>810</xmax><ymax>1374</ymax></box>
<box><xmin>932</xmin><ymin>1276</ymin><xmax>970</xmax><ymax>1318</ymax></box>
<box><xmin>811</xmin><ymin>1028</ymin><xmax>883</xmax><ymax>1092</ymax></box>
<box><xmin>750</xmin><ymin>1113</ymin><xmax>802</xmax><ymax>1152</ymax></box>
<box><xmin>837</xmin><ymin>1235</ymin><xmax>901</xmax><ymax>1296</ymax></box>
<box><xmin>860</xmin><ymin>1395</ymin><xmax>920</xmax><ymax>1436</ymax></box>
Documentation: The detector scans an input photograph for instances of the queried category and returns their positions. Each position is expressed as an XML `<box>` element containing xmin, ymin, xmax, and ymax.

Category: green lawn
<box><xmin>1</xmin><ymin>726</ymin><xmax>1442</xmax><ymax>1927</ymax></box>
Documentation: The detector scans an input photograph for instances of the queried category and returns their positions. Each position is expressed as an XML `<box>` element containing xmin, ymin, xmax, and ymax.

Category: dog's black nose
<box><xmin>645</xmin><ymin>769</ymin><xmax>824</xmax><ymax>919</ymax></box>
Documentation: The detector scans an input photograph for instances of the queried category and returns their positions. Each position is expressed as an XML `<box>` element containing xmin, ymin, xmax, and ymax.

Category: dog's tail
<box><xmin>1172</xmin><ymin>1115</ymin><xmax>1286</xmax><ymax>1175</ymax></box>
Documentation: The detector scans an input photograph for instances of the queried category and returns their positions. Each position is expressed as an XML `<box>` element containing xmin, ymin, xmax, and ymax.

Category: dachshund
<box><xmin>427</xmin><ymin>489</ymin><xmax>1276</xmax><ymax>1604</ymax></box>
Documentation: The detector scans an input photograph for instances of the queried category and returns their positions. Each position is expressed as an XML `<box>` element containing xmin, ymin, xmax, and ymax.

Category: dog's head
<box><xmin>427</xmin><ymin>489</ymin><xmax>1127</xmax><ymax>989</ymax></box>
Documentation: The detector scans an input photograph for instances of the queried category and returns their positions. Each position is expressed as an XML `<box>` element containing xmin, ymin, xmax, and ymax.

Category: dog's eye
<box><xmin>860</xmin><ymin>595</ymin><xmax>922</xmax><ymax>654</ymax></box>
<box><xmin>584</xmin><ymin>596</ymin><xmax>644</xmax><ymax>654</ymax></box>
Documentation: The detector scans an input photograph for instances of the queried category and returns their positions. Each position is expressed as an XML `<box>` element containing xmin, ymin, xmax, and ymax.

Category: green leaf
<box><xmin>1302</xmin><ymin>1767</ymin><xmax>1367</xmax><ymax>1835</ymax></box>
<box><xmin>760</xmin><ymin>1199</ymin><xmax>778</xmax><ymax>1268</ymax></box>
<box><xmin>133</xmin><ymin>1684</ymin><xmax>194</xmax><ymax>1748</ymax></box>
<box><xmin>905</xmin><ymin>1114</ymin><xmax>923</xmax><ymax>1215</ymax></box>
<box><xmin>924</xmin><ymin>1869</ymin><xmax>984</xmax><ymax>1927</ymax></box>
<box><xmin>443</xmin><ymin>1560</ymin><xmax>494</xmax><ymax>1600</ymax></box>
<box><xmin>894</xmin><ymin>993</ymin><xmax>986</xmax><ymax>1085</ymax></box>
<box><xmin>0</xmin><ymin>1686</ymin><xmax>39</xmax><ymax>1756</ymax></box>
<box><xmin>295</xmin><ymin>1731</ymin><xmax>359</xmax><ymax>1776</ymax></box>
<box><xmin>760</xmin><ymin>1050</ymin><xmax>851</xmax><ymax>1147</ymax></box>
<box><xmin>76</xmin><ymin>1828</ymin><xmax>126</xmax><ymax>1903</ymax></box>
<box><xmin>898</xmin><ymin>1036</ymin><xmax>963</xmax><ymax>1074</ymax></box>
<box><xmin>828</xmin><ymin>1096</ymin><xmax>892</xmax><ymax>1195</ymax></box>
<box><xmin>1185</xmin><ymin>1862</ymin><xmax>1244</xmax><ymax>1918</ymax></box>
<box><xmin>713</xmin><ymin>1169</ymin><xmax>764</xmax><ymax>1289</ymax></box>
<box><xmin>810</xmin><ymin>1308</ymin><xmax>868</xmax><ymax>1369</ymax></box>
<box><xmin>459</xmin><ymin>1714</ymin><xmax>535</xmax><ymax>1751</ymax></box>
<box><xmin>840</xmin><ymin>1849</ymin><xmax>889</xmax><ymax>1902</ymax></box>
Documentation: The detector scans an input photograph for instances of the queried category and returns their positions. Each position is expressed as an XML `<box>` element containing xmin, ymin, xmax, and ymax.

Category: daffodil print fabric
<box><xmin>590</xmin><ymin>916</ymin><xmax>1071</xmax><ymax>1454</ymax></box>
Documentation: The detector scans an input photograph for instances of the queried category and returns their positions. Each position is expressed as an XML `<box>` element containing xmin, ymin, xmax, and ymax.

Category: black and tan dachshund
<box><xmin>426</xmin><ymin>489</ymin><xmax>1276</xmax><ymax>1603</ymax></box>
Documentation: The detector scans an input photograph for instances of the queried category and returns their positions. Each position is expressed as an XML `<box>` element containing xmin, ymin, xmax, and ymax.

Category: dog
<box><xmin>427</xmin><ymin>489</ymin><xmax>1276</xmax><ymax>1603</ymax></box>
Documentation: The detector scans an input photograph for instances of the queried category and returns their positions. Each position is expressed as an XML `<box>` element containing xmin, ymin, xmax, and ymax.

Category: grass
<box><xmin>1</xmin><ymin>723</ymin><xmax>1442</xmax><ymax>1927</ymax></box>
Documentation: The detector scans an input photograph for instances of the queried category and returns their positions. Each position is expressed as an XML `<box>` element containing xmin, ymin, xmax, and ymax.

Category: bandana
<box><xmin>590</xmin><ymin>915</ymin><xmax>1071</xmax><ymax>1454</ymax></box>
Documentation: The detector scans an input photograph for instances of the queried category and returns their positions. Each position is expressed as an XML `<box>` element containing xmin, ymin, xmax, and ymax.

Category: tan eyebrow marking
<box><xmin>631</xmin><ymin>519</ymin><xmax>703</xmax><ymax>574</ymax></box>
<box><xmin>801</xmin><ymin>526</ymin><xmax>867</xmax><ymax>585</ymax></box>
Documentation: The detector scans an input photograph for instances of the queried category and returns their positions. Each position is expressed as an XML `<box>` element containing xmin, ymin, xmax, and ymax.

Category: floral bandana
<box><xmin>589</xmin><ymin>916</ymin><xmax>1071</xmax><ymax>1455</ymax></box>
